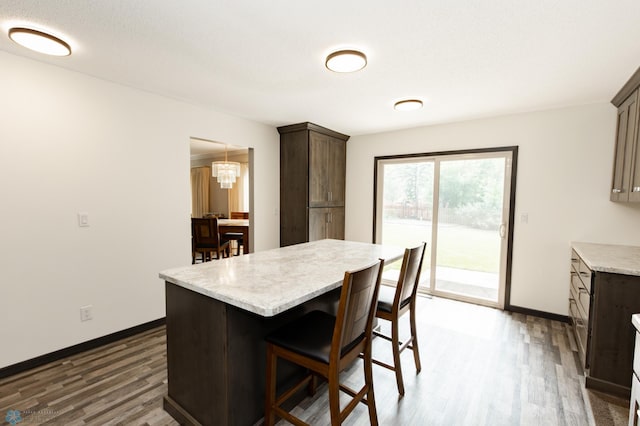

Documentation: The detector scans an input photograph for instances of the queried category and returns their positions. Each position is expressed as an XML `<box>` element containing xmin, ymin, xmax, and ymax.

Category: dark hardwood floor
<box><xmin>0</xmin><ymin>295</ymin><xmax>627</xmax><ymax>425</ymax></box>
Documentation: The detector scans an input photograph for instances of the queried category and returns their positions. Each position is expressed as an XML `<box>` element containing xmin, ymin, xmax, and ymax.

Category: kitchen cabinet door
<box><xmin>611</xmin><ymin>90</ymin><xmax>638</xmax><ymax>201</ymax></box>
<box><xmin>309</xmin><ymin>132</ymin><xmax>346</xmax><ymax>207</ymax></box>
<box><xmin>309</xmin><ymin>207</ymin><xmax>345</xmax><ymax>241</ymax></box>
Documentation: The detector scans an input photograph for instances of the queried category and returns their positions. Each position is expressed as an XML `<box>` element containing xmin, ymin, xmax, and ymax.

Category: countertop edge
<box><xmin>571</xmin><ymin>242</ymin><xmax>640</xmax><ymax>277</ymax></box>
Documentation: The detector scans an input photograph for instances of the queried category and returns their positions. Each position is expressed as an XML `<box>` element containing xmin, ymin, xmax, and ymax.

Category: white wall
<box><xmin>0</xmin><ymin>51</ymin><xmax>280</xmax><ymax>368</ymax></box>
<box><xmin>346</xmin><ymin>104</ymin><xmax>640</xmax><ymax>315</ymax></box>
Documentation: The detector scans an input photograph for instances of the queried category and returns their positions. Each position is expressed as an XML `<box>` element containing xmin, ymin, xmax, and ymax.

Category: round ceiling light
<box><xmin>394</xmin><ymin>99</ymin><xmax>423</xmax><ymax>111</ymax></box>
<box><xmin>8</xmin><ymin>27</ymin><xmax>71</xmax><ymax>56</ymax></box>
<box><xmin>325</xmin><ymin>50</ymin><xmax>367</xmax><ymax>73</ymax></box>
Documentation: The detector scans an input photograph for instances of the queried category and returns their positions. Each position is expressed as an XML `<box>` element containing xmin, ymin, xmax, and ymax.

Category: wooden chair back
<box><xmin>395</xmin><ymin>242</ymin><xmax>426</xmax><ymax>308</ymax></box>
<box><xmin>191</xmin><ymin>217</ymin><xmax>223</xmax><ymax>248</ymax></box>
<box><xmin>333</xmin><ymin>259</ymin><xmax>384</xmax><ymax>362</ymax></box>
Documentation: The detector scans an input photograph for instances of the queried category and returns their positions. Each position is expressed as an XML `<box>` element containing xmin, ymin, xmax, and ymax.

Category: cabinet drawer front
<box><xmin>635</xmin><ymin>332</ymin><xmax>640</xmax><ymax>376</ymax></box>
<box><xmin>578</xmin><ymin>258</ymin><xmax>593</xmax><ymax>293</ymax></box>
<box><xmin>571</xmin><ymin>250</ymin><xmax>580</xmax><ymax>272</ymax></box>
<box><xmin>571</xmin><ymin>273</ymin><xmax>590</xmax><ymax>317</ymax></box>
<box><xmin>577</xmin><ymin>284</ymin><xmax>591</xmax><ymax>319</ymax></box>
<box><xmin>569</xmin><ymin>299</ymin><xmax>588</xmax><ymax>361</ymax></box>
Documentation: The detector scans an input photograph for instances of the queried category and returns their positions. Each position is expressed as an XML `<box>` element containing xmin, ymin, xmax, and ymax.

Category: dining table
<box><xmin>218</xmin><ymin>218</ymin><xmax>250</xmax><ymax>254</ymax></box>
<box><xmin>159</xmin><ymin>239</ymin><xmax>403</xmax><ymax>426</ymax></box>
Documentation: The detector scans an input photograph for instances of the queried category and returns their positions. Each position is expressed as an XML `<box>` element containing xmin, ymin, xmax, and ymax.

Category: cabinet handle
<box><xmin>571</xmin><ymin>258</ymin><xmax>578</xmax><ymax>262</ymax></box>
<box><xmin>325</xmin><ymin>212</ymin><xmax>333</xmax><ymax>224</ymax></box>
<box><xmin>579</xmin><ymin>287</ymin><xmax>588</xmax><ymax>294</ymax></box>
<box><xmin>612</xmin><ymin>188</ymin><xmax>623</xmax><ymax>193</ymax></box>
<box><xmin>579</xmin><ymin>272</ymin><xmax>589</xmax><ymax>278</ymax></box>
<box><xmin>570</xmin><ymin>271</ymin><xmax>577</xmax><ymax>276</ymax></box>
<box><xmin>328</xmin><ymin>191</ymin><xmax>332</xmax><ymax>201</ymax></box>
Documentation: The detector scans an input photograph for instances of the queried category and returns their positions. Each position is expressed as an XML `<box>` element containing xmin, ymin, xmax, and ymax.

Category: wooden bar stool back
<box><xmin>373</xmin><ymin>242</ymin><xmax>426</xmax><ymax>395</ymax></box>
<box><xmin>264</xmin><ymin>259</ymin><xmax>385</xmax><ymax>426</ymax></box>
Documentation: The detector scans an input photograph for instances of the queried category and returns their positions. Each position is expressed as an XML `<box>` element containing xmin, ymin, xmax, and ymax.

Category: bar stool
<box><xmin>372</xmin><ymin>242</ymin><xmax>426</xmax><ymax>396</ymax></box>
<box><xmin>264</xmin><ymin>259</ymin><xmax>384</xmax><ymax>426</ymax></box>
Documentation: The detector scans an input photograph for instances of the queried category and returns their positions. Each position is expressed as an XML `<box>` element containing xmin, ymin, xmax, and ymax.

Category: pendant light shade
<box><xmin>212</xmin><ymin>146</ymin><xmax>241</xmax><ymax>189</ymax></box>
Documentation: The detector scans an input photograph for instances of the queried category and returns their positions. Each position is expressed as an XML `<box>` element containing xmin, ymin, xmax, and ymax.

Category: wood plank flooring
<box><xmin>0</xmin><ymin>295</ymin><xmax>626</xmax><ymax>425</ymax></box>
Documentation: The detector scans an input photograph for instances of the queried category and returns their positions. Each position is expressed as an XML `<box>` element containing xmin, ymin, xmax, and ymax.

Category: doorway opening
<box><xmin>189</xmin><ymin>137</ymin><xmax>254</xmax><ymax>253</ymax></box>
<box><xmin>374</xmin><ymin>147</ymin><xmax>517</xmax><ymax>309</ymax></box>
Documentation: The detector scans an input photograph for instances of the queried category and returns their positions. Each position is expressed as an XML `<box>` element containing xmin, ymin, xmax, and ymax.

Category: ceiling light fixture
<box><xmin>212</xmin><ymin>145</ymin><xmax>241</xmax><ymax>189</ymax></box>
<box><xmin>394</xmin><ymin>99</ymin><xmax>423</xmax><ymax>111</ymax></box>
<box><xmin>325</xmin><ymin>50</ymin><xmax>367</xmax><ymax>73</ymax></box>
<box><xmin>8</xmin><ymin>27</ymin><xmax>71</xmax><ymax>56</ymax></box>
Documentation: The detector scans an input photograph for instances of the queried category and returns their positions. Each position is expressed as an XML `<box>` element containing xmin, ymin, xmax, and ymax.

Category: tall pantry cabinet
<box><xmin>278</xmin><ymin>122</ymin><xmax>349</xmax><ymax>247</ymax></box>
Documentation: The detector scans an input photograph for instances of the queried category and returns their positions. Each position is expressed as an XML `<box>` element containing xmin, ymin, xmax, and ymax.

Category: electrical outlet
<box><xmin>80</xmin><ymin>305</ymin><xmax>93</xmax><ymax>322</ymax></box>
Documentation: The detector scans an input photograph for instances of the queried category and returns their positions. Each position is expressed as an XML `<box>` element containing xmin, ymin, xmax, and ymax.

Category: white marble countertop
<box><xmin>159</xmin><ymin>239</ymin><xmax>404</xmax><ymax>317</ymax></box>
<box><xmin>572</xmin><ymin>242</ymin><xmax>640</xmax><ymax>276</ymax></box>
<box><xmin>633</xmin><ymin>314</ymin><xmax>640</xmax><ymax>332</ymax></box>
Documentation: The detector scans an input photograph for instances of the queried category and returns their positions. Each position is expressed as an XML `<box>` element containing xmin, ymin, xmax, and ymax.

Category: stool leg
<box><xmin>410</xmin><ymin>305</ymin><xmax>422</xmax><ymax>373</ymax></box>
<box><xmin>364</xmin><ymin>348</ymin><xmax>379</xmax><ymax>426</ymax></box>
<box><xmin>391</xmin><ymin>316</ymin><xmax>405</xmax><ymax>395</ymax></box>
<box><xmin>328</xmin><ymin>367</ymin><xmax>341</xmax><ymax>425</ymax></box>
<box><xmin>264</xmin><ymin>344</ymin><xmax>276</xmax><ymax>426</ymax></box>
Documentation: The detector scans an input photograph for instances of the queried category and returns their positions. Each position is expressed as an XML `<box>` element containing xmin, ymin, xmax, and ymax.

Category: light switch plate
<box><xmin>78</xmin><ymin>212</ymin><xmax>89</xmax><ymax>227</ymax></box>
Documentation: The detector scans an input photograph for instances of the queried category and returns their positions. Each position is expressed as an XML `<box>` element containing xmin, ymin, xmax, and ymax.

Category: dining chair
<box><xmin>191</xmin><ymin>217</ymin><xmax>230</xmax><ymax>263</ymax></box>
<box><xmin>222</xmin><ymin>211</ymin><xmax>248</xmax><ymax>255</ymax></box>
<box><xmin>372</xmin><ymin>242</ymin><xmax>426</xmax><ymax>396</ymax></box>
<box><xmin>264</xmin><ymin>259</ymin><xmax>384</xmax><ymax>426</ymax></box>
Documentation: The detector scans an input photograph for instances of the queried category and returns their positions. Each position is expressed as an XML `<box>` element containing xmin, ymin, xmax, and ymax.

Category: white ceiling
<box><xmin>2</xmin><ymin>1</ymin><xmax>640</xmax><ymax>136</ymax></box>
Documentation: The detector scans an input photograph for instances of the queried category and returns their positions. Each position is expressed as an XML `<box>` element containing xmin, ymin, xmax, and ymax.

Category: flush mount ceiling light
<box><xmin>8</xmin><ymin>27</ymin><xmax>71</xmax><ymax>56</ymax></box>
<box><xmin>325</xmin><ymin>50</ymin><xmax>367</xmax><ymax>73</ymax></box>
<box><xmin>394</xmin><ymin>99</ymin><xmax>423</xmax><ymax>111</ymax></box>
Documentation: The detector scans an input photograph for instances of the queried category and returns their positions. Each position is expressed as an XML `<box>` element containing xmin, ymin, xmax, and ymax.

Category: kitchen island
<box><xmin>159</xmin><ymin>239</ymin><xmax>403</xmax><ymax>426</ymax></box>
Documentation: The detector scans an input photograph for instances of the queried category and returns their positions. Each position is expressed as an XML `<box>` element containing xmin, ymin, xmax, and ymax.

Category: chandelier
<box><xmin>212</xmin><ymin>146</ymin><xmax>241</xmax><ymax>189</ymax></box>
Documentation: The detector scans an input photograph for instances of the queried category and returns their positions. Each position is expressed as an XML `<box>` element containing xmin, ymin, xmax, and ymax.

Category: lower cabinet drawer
<box><xmin>570</xmin><ymin>298</ymin><xmax>588</xmax><ymax>365</ymax></box>
<box><xmin>572</xmin><ymin>273</ymin><xmax>590</xmax><ymax>317</ymax></box>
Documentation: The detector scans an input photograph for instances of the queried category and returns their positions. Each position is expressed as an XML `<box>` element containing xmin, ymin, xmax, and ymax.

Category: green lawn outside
<box><xmin>382</xmin><ymin>221</ymin><xmax>500</xmax><ymax>273</ymax></box>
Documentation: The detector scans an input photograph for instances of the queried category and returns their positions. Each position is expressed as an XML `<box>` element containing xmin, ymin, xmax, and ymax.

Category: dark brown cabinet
<box><xmin>611</xmin><ymin>67</ymin><xmax>640</xmax><ymax>202</ymax></box>
<box><xmin>278</xmin><ymin>122</ymin><xmax>349</xmax><ymax>247</ymax></box>
<box><xmin>309</xmin><ymin>131</ymin><xmax>346</xmax><ymax>207</ymax></box>
<box><xmin>570</xmin><ymin>247</ymin><xmax>640</xmax><ymax>398</ymax></box>
<box><xmin>309</xmin><ymin>207</ymin><xmax>345</xmax><ymax>241</ymax></box>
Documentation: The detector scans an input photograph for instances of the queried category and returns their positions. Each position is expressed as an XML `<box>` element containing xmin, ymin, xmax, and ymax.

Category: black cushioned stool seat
<box><xmin>376</xmin><ymin>285</ymin><xmax>411</xmax><ymax>313</ymax></box>
<box><xmin>266</xmin><ymin>310</ymin><xmax>365</xmax><ymax>364</ymax></box>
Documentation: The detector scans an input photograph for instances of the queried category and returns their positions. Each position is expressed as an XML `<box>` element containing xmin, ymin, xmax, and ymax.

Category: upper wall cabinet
<box><xmin>278</xmin><ymin>122</ymin><xmax>349</xmax><ymax>247</ymax></box>
<box><xmin>611</xmin><ymin>67</ymin><xmax>640</xmax><ymax>202</ymax></box>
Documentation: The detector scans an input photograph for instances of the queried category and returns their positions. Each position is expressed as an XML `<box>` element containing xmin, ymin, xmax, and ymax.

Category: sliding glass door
<box><xmin>375</xmin><ymin>148</ymin><xmax>515</xmax><ymax>309</ymax></box>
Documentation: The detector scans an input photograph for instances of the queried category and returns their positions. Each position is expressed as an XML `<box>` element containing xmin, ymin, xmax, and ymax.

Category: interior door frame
<box><xmin>373</xmin><ymin>146</ymin><xmax>518</xmax><ymax>309</ymax></box>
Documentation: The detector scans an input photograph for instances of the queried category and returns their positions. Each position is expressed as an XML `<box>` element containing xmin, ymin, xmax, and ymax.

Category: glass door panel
<box><xmin>378</xmin><ymin>160</ymin><xmax>434</xmax><ymax>287</ymax></box>
<box><xmin>375</xmin><ymin>149</ymin><xmax>513</xmax><ymax>309</ymax></box>
<box><xmin>433</xmin><ymin>157</ymin><xmax>506</xmax><ymax>303</ymax></box>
